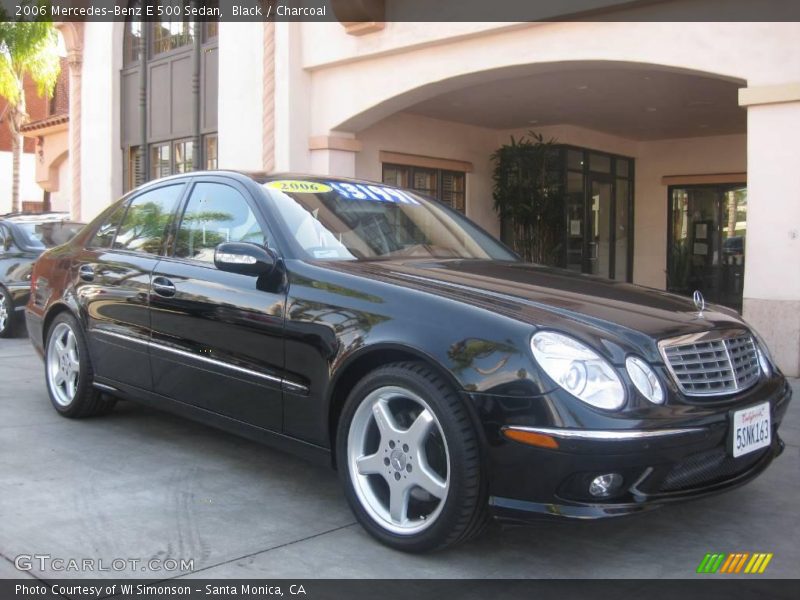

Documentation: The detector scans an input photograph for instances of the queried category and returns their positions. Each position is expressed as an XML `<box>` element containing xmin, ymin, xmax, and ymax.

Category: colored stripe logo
<box><xmin>696</xmin><ymin>552</ymin><xmax>773</xmax><ymax>574</ymax></box>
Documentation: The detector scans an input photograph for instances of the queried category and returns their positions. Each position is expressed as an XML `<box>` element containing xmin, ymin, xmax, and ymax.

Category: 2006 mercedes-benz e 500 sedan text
<box><xmin>27</xmin><ymin>172</ymin><xmax>790</xmax><ymax>552</ymax></box>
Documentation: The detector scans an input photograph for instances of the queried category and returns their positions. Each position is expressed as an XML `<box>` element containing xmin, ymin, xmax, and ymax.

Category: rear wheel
<box><xmin>337</xmin><ymin>362</ymin><xmax>487</xmax><ymax>552</ymax></box>
<box><xmin>0</xmin><ymin>287</ymin><xmax>13</xmax><ymax>338</ymax></box>
<box><xmin>45</xmin><ymin>312</ymin><xmax>116</xmax><ymax>418</ymax></box>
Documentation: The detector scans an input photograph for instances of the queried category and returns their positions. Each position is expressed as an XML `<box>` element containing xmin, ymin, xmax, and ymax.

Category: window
<box><xmin>152</xmin><ymin>3</ymin><xmax>193</xmax><ymax>56</ymax></box>
<box><xmin>174</xmin><ymin>140</ymin><xmax>194</xmax><ymax>174</ymax></box>
<box><xmin>113</xmin><ymin>185</ymin><xmax>184</xmax><ymax>254</ymax></box>
<box><xmin>90</xmin><ymin>203</ymin><xmax>129</xmax><ymax>249</ymax></box>
<box><xmin>120</xmin><ymin>0</ymin><xmax>217</xmax><ymax>191</ymax></box>
<box><xmin>16</xmin><ymin>222</ymin><xmax>84</xmax><ymax>249</ymax></box>
<box><xmin>174</xmin><ymin>183</ymin><xmax>265</xmax><ymax>263</ymax></box>
<box><xmin>203</xmin><ymin>5</ymin><xmax>218</xmax><ymax>41</ymax></box>
<box><xmin>204</xmin><ymin>135</ymin><xmax>218</xmax><ymax>170</ymax></box>
<box><xmin>267</xmin><ymin>181</ymin><xmax>513</xmax><ymax>261</ymax></box>
<box><xmin>127</xmin><ymin>146</ymin><xmax>144</xmax><ymax>191</ymax></box>
<box><xmin>123</xmin><ymin>2</ymin><xmax>142</xmax><ymax>66</ymax></box>
<box><xmin>382</xmin><ymin>164</ymin><xmax>467</xmax><ymax>213</ymax></box>
<box><xmin>441</xmin><ymin>170</ymin><xmax>466</xmax><ymax>213</ymax></box>
<box><xmin>412</xmin><ymin>167</ymin><xmax>437</xmax><ymax>197</ymax></box>
<box><xmin>151</xmin><ymin>144</ymin><xmax>171</xmax><ymax>180</ymax></box>
<box><xmin>560</xmin><ymin>146</ymin><xmax>634</xmax><ymax>281</ymax></box>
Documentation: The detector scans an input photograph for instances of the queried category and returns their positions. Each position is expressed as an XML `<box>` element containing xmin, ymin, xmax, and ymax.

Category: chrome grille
<box><xmin>660</xmin><ymin>330</ymin><xmax>761</xmax><ymax>397</ymax></box>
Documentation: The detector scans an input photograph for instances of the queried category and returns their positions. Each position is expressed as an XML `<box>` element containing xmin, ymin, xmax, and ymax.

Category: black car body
<box><xmin>25</xmin><ymin>172</ymin><xmax>790</xmax><ymax>551</ymax></box>
<box><xmin>0</xmin><ymin>213</ymin><xmax>84</xmax><ymax>337</ymax></box>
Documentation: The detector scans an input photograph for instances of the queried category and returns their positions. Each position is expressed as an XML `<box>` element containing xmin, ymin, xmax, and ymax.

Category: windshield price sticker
<box><xmin>266</xmin><ymin>180</ymin><xmax>332</xmax><ymax>194</ymax></box>
<box><xmin>328</xmin><ymin>182</ymin><xmax>421</xmax><ymax>205</ymax></box>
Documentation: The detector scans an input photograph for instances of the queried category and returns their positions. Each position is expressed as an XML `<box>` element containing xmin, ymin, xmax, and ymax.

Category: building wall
<box><xmin>0</xmin><ymin>75</ymin><xmax>51</xmax><ymax>213</ymax></box>
<box><xmin>217</xmin><ymin>22</ymin><xmax>263</xmax><ymax>171</ymax></box>
<box><xmin>302</xmin><ymin>22</ymin><xmax>800</xmax><ymax>137</ymax></box>
<box><xmin>355</xmin><ymin>112</ymin><xmax>500</xmax><ymax>235</ymax></box>
<box><xmin>0</xmin><ymin>75</ymin><xmax>48</xmax><ymax>154</ymax></box>
<box><xmin>0</xmin><ymin>153</ymin><xmax>40</xmax><ymax>213</ymax></box>
<box><xmin>356</xmin><ymin>113</ymin><xmax>746</xmax><ymax>290</ymax></box>
<box><xmin>633</xmin><ymin>134</ymin><xmax>747</xmax><ymax>288</ymax></box>
<box><xmin>49</xmin><ymin>156</ymin><xmax>71</xmax><ymax>212</ymax></box>
<box><xmin>78</xmin><ymin>23</ymin><xmax>123</xmax><ymax>219</ymax></box>
<box><xmin>68</xmin><ymin>18</ymin><xmax>800</xmax><ymax>373</ymax></box>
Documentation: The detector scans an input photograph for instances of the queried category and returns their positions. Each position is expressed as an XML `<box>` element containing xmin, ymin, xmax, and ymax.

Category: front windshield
<box><xmin>264</xmin><ymin>180</ymin><xmax>516</xmax><ymax>261</ymax></box>
<box><xmin>16</xmin><ymin>221</ymin><xmax>84</xmax><ymax>249</ymax></box>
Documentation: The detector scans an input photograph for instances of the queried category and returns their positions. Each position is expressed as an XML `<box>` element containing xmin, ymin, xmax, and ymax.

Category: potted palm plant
<box><xmin>491</xmin><ymin>132</ymin><xmax>564</xmax><ymax>265</ymax></box>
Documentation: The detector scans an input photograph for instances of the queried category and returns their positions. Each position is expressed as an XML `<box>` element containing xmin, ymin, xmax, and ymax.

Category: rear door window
<box><xmin>90</xmin><ymin>203</ymin><xmax>128</xmax><ymax>249</ymax></box>
<box><xmin>113</xmin><ymin>184</ymin><xmax>184</xmax><ymax>255</ymax></box>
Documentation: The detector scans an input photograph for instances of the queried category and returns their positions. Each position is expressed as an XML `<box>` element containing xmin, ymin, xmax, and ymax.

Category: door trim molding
<box><xmin>92</xmin><ymin>328</ymin><xmax>309</xmax><ymax>394</ymax></box>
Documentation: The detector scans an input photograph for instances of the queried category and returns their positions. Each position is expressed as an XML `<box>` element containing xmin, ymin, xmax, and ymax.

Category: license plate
<box><xmin>730</xmin><ymin>402</ymin><xmax>771</xmax><ymax>458</ymax></box>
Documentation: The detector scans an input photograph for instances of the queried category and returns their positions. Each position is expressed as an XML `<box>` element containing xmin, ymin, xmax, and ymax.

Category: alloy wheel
<box><xmin>347</xmin><ymin>385</ymin><xmax>450</xmax><ymax>535</ymax></box>
<box><xmin>46</xmin><ymin>322</ymin><xmax>81</xmax><ymax>406</ymax></box>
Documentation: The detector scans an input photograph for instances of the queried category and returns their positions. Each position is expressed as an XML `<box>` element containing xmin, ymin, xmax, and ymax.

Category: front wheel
<box><xmin>337</xmin><ymin>362</ymin><xmax>487</xmax><ymax>552</ymax></box>
<box><xmin>44</xmin><ymin>312</ymin><xmax>116</xmax><ymax>418</ymax></box>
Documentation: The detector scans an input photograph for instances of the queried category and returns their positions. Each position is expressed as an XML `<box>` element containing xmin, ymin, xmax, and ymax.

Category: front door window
<box><xmin>667</xmin><ymin>185</ymin><xmax>747</xmax><ymax>311</ymax></box>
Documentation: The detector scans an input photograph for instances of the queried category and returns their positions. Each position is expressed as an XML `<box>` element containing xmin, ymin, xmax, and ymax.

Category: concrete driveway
<box><xmin>1</xmin><ymin>336</ymin><xmax>798</xmax><ymax>580</ymax></box>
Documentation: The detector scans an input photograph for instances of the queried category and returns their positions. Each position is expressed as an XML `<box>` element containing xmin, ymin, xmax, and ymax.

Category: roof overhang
<box><xmin>21</xmin><ymin>114</ymin><xmax>69</xmax><ymax>138</ymax></box>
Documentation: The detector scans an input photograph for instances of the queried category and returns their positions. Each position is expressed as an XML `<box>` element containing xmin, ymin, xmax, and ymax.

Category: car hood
<box><xmin>329</xmin><ymin>259</ymin><xmax>747</xmax><ymax>342</ymax></box>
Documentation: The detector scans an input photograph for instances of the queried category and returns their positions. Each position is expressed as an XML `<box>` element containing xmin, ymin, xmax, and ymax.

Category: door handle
<box><xmin>152</xmin><ymin>276</ymin><xmax>176</xmax><ymax>297</ymax></box>
<box><xmin>78</xmin><ymin>265</ymin><xmax>95</xmax><ymax>282</ymax></box>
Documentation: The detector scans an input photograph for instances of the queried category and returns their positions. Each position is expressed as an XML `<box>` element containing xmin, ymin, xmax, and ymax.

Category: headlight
<box><xmin>625</xmin><ymin>356</ymin><xmax>664</xmax><ymax>404</ymax></box>
<box><xmin>756</xmin><ymin>346</ymin><xmax>772</xmax><ymax>378</ymax></box>
<box><xmin>746</xmin><ymin>324</ymin><xmax>774</xmax><ymax>377</ymax></box>
<box><xmin>531</xmin><ymin>331</ymin><xmax>625</xmax><ymax>410</ymax></box>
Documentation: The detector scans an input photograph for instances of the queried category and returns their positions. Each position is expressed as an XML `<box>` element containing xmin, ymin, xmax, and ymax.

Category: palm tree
<box><xmin>0</xmin><ymin>18</ymin><xmax>60</xmax><ymax>213</ymax></box>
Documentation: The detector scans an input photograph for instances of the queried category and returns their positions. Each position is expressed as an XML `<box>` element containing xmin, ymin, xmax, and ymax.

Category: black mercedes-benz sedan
<box><xmin>26</xmin><ymin>172</ymin><xmax>790</xmax><ymax>552</ymax></box>
<box><xmin>1</xmin><ymin>213</ymin><xmax>84</xmax><ymax>338</ymax></box>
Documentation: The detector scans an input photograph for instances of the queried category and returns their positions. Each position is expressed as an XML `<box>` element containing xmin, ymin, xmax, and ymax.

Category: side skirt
<box><xmin>93</xmin><ymin>377</ymin><xmax>332</xmax><ymax>466</ymax></box>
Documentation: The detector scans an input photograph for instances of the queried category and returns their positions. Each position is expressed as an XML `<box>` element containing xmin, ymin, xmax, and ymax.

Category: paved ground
<box><xmin>1</xmin><ymin>335</ymin><xmax>798</xmax><ymax>580</ymax></box>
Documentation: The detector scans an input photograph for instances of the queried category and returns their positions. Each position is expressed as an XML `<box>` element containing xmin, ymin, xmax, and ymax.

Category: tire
<box><xmin>44</xmin><ymin>312</ymin><xmax>116</xmax><ymax>418</ymax></box>
<box><xmin>337</xmin><ymin>361</ymin><xmax>488</xmax><ymax>552</ymax></box>
<box><xmin>0</xmin><ymin>286</ymin><xmax>14</xmax><ymax>338</ymax></box>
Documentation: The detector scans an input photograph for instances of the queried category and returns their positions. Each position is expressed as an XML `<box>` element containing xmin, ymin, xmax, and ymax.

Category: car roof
<box><xmin>127</xmin><ymin>170</ymin><xmax>394</xmax><ymax>192</ymax></box>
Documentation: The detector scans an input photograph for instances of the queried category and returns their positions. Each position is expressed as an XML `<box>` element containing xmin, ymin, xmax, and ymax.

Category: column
<box><xmin>308</xmin><ymin>135</ymin><xmax>361</xmax><ymax>177</ymax></box>
<box><xmin>740</xmin><ymin>83</ymin><xmax>800</xmax><ymax>376</ymax></box>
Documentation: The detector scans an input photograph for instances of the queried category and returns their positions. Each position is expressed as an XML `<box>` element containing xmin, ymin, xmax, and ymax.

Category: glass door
<box><xmin>587</xmin><ymin>177</ymin><xmax>613</xmax><ymax>277</ymax></box>
<box><xmin>565</xmin><ymin>148</ymin><xmax>633</xmax><ymax>281</ymax></box>
<box><xmin>667</xmin><ymin>185</ymin><xmax>747</xmax><ymax>311</ymax></box>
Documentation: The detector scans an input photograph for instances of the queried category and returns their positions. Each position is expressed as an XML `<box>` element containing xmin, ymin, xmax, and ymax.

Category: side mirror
<box><xmin>214</xmin><ymin>242</ymin><xmax>277</xmax><ymax>276</ymax></box>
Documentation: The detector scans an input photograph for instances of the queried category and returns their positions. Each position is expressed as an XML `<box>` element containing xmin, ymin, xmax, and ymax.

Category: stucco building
<box><xmin>42</xmin><ymin>11</ymin><xmax>800</xmax><ymax>375</ymax></box>
<box><xmin>0</xmin><ymin>66</ymin><xmax>69</xmax><ymax>213</ymax></box>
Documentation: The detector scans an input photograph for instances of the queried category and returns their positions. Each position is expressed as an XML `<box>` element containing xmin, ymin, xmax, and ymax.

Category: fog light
<box><xmin>589</xmin><ymin>473</ymin><xmax>623</xmax><ymax>498</ymax></box>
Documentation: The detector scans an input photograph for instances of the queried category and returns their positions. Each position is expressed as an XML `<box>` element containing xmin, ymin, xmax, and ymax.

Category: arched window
<box><xmin>120</xmin><ymin>0</ymin><xmax>218</xmax><ymax>191</ymax></box>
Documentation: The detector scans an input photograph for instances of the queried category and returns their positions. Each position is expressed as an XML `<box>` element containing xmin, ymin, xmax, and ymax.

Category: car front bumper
<box><xmin>479</xmin><ymin>378</ymin><xmax>792</xmax><ymax>523</ymax></box>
